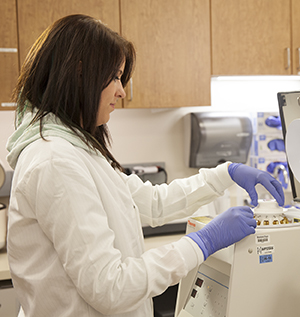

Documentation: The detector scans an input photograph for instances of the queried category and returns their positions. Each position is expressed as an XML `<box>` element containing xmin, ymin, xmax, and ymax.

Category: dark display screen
<box><xmin>191</xmin><ymin>289</ymin><xmax>197</xmax><ymax>298</ymax></box>
<box><xmin>195</xmin><ymin>277</ymin><xmax>204</xmax><ymax>288</ymax></box>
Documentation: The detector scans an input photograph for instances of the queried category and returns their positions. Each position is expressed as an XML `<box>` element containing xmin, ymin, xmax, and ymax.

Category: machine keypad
<box><xmin>183</xmin><ymin>265</ymin><xmax>229</xmax><ymax>317</ymax></box>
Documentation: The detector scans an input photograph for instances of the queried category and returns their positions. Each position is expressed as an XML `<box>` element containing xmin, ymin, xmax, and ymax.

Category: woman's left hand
<box><xmin>228</xmin><ymin>163</ymin><xmax>285</xmax><ymax>206</ymax></box>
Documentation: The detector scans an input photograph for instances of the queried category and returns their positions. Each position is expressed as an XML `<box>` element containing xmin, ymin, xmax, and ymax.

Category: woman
<box><xmin>6</xmin><ymin>14</ymin><xmax>284</xmax><ymax>317</ymax></box>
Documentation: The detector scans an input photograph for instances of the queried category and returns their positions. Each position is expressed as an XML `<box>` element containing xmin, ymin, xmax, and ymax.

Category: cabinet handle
<box><xmin>297</xmin><ymin>48</ymin><xmax>300</xmax><ymax>71</ymax></box>
<box><xmin>128</xmin><ymin>78</ymin><xmax>133</xmax><ymax>101</ymax></box>
<box><xmin>285</xmin><ymin>47</ymin><xmax>291</xmax><ymax>70</ymax></box>
<box><xmin>0</xmin><ymin>48</ymin><xmax>17</xmax><ymax>53</ymax></box>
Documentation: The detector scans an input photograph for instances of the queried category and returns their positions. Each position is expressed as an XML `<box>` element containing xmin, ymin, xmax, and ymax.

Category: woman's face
<box><xmin>97</xmin><ymin>61</ymin><xmax>126</xmax><ymax>126</ymax></box>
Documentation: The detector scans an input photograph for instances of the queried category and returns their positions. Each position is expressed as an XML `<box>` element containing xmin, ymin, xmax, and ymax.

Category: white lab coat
<box><xmin>6</xmin><ymin>113</ymin><xmax>234</xmax><ymax>317</ymax></box>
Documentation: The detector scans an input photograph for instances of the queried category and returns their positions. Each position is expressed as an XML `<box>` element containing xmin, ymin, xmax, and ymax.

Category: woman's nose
<box><xmin>117</xmin><ymin>83</ymin><xmax>126</xmax><ymax>99</ymax></box>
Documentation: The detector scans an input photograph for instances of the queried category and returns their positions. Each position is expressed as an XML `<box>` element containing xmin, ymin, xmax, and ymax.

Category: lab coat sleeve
<box><xmin>121</xmin><ymin>162</ymin><xmax>234</xmax><ymax>226</ymax></box>
<box><xmin>15</xmin><ymin>155</ymin><xmax>203</xmax><ymax>315</ymax></box>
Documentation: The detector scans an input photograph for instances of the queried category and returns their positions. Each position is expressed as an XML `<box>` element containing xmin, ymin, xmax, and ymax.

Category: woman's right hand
<box><xmin>187</xmin><ymin>206</ymin><xmax>257</xmax><ymax>260</ymax></box>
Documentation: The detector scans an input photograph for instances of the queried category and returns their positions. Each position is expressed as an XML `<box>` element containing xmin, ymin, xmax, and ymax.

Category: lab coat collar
<box><xmin>6</xmin><ymin>105</ymin><xmax>100</xmax><ymax>169</ymax></box>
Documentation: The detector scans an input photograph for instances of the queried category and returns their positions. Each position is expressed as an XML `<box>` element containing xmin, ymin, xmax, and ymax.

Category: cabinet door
<box><xmin>211</xmin><ymin>0</ymin><xmax>291</xmax><ymax>75</ymax></box>
<box><xmin>120</xmin><ymin>0</ymin><xmax>211</xmax><ymax>108</ymax></box>
<box><xmin>17</xmin><ymin>0</ymin><xmax>122</xmax><ymax>108</ymax></box>
<box><xmin>292</xmin><ymin>0</ymin><xmax>300</xmax><ymax>74</ymax></box>
<box><xmin>0</xmin><ymin>0</ymin><xmax>19</xmax><ymax>110</ymax></box>
<box><xmin>17</xmin><ymin>0</ymin><xmax>120</xmax><ymax>64</ymax></box>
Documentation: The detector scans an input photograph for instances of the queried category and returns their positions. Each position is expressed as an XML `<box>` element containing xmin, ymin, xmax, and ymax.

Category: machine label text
<box><xmin>256</xmin><ymin>234</ymin><xmax>270</xmax><ymax>244</ymax></box>
<box><xmin>259</xmin><ymin>254</ymin><xmax>273</xmax><ymax>264</ymax></box>
<box><xmin>257</xmin><ymin>245</ymin><xmax>275</xmax><ymax>255</ymax></box>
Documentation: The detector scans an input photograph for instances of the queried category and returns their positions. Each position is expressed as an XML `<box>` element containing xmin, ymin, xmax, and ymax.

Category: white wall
<box><xmin>1</xmin><ymin>76</ymin><xmax>300</xmax><ymax>183</ymax></box>
<box><xmin>108</xmin><ymin>76</ymin><xmax>300</xmax><ymax>181</ymax></box>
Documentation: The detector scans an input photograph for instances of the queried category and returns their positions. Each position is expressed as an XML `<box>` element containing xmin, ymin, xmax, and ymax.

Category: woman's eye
<box><xmin>115</xmin><ymin>76</ymin><xmax>121</xmax><ymax>81</ymax></box>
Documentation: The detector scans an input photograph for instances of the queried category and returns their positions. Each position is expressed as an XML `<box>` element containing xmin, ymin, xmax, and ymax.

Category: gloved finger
<box><xmin>237</xmin><ymin>207</ymin><xmax>257</xmax><ymax>225</ymax></box>
<box><xmin>258</xmin><ymin>176</ymin><xmax>284</xmax><ymax>206</ymax></box>
<box><xmin>240</xmin><ymin>214</ymin><xmax>257</xmax><ymax>228</ymax></box>
<box><xmin>245</xmin><ymin>225</ymin><xmax>256</xmax><ymax>234</ymax></box>
<box><xmin>242</xmin><ymin>223</ymin><xmax>256</xmax><ymax>234</ymax></box>
<box><xmin>231</xmin><ymin>206</ymin><xmax>257</xmax><ymax>229</ymax></box>
<box><xmin>225</xmin><ymin>206</ymin><xmax>253</xmax><ymax>218</ymax></box>
<box><xmin>270</xmin><ymin>179</ymin><xmax>285</xmax><ymax>206</ymax></box>
<box><xmin>244</xmin><ymin>188</ymin><xmax>258</xmax><ymax>206</ymax></box>
<box><xmin>238</xmin><ymin>206</ymin><xmax>254</xmax><ymax>216</ymax></box>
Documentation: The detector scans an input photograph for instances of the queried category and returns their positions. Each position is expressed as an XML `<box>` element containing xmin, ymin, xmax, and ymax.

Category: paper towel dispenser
<box><xmin>184</xmin><ymin>112</ymin><xmax>253</xmax><ymax>168</ymax></box>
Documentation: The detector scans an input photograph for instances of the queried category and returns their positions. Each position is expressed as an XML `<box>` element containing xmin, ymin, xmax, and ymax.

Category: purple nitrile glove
<box><xmin>267</xmin><ymin>139</ymin><xmax>285</xmax><ymax>152</ymax></box>
<box><xmin>187</xmin><ymin>206</ymin><xmax>256</xmax><ymax>260</ymax></box>
<box><xmin>228</xmin><ymin>163</ymin><xmax>284</xmax><ymax>206</ymax></box>
<box><xmin>265</xmin><ymin>116</ymin><xmax>282</xmax><ymax>130</ymax></box>
<box><xmin>266</xmin><ymin>162</ymin><xmax>289</xmax><ymax>190</ymax></box>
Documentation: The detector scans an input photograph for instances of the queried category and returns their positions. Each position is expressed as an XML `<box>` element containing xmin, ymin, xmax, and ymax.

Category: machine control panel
<box><xmin>183</xmin><ymin>264</ymin><xmax>229</xmax><ymax>317</ymax></box>
<box><xmin>176</xmin><ymin>215</ymin><xmax>300</xmax><ymax>317</ymax></box>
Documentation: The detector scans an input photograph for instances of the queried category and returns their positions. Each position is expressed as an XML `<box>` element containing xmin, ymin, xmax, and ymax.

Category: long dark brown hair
<box><xmin>13</xmin><ymin>14</ymin><xmax>135</xmax><ymax>170</ymax></box>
